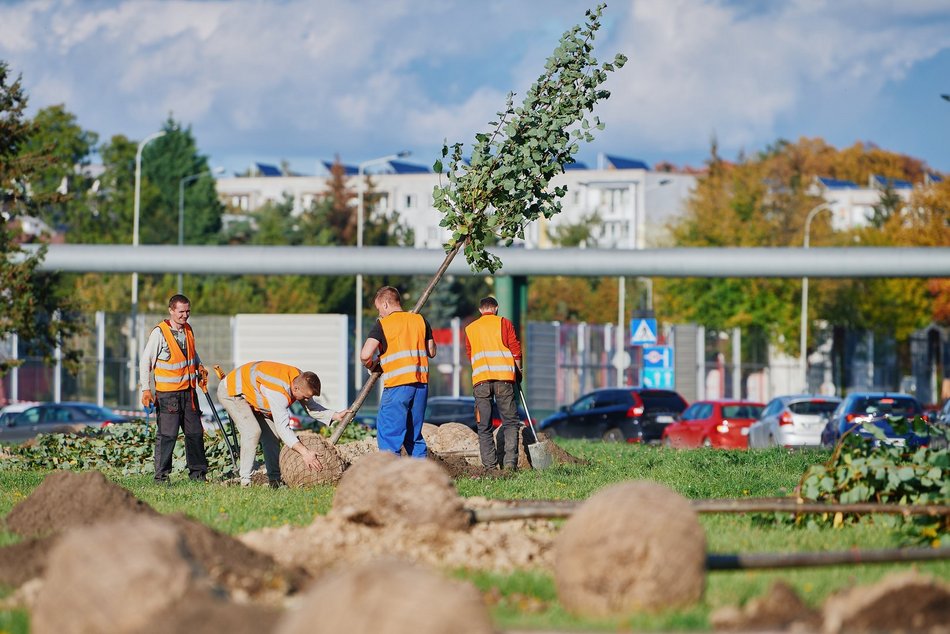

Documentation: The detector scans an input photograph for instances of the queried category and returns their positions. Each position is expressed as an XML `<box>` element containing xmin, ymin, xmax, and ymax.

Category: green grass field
<box><xmin>2</xmin><ymin>441</ymin><xmax>948</xmax><ymax>632</ymax></box>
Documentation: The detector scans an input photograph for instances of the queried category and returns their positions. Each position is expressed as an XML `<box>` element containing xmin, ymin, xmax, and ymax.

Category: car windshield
<box><xmin>788</xmin><ymin>401</ymin><xmax>839</xmax><ymax>415</ymax></box>
<box><xmin>639</xmin><ymin>391</ymin><xmax>686</xmax><ymax>412</ymax></box>
<box><xmin>852</xmin><ymin>397</ymin><xmax>920</xmax><ymax>417</ymax></box>
<box><xmin>78</xmin><ymin>405</ymin><xmax>117</xmax><ymax>419</ymax></box>
<box><xmin>722</xmin><ymin>405</ymin><xmax>762</xmax><ymax>419</ymax></box>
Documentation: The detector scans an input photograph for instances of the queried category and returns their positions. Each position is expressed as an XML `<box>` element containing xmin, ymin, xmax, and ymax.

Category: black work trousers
<box><xmin>474</xmin><ymin>380</ymin><xmax>521</xmax><ymax>469</ymax></box>
<box><xmin>154</xmin><ymin>389</ymin><xmax>207</xmax><ymax>482</ymax></box>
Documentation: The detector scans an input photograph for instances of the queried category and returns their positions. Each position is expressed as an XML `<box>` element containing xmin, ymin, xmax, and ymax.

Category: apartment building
<box><xmin>214</xmin><ymin>154</ymin><xmax>698</xmax><ymax>250</ymax></box>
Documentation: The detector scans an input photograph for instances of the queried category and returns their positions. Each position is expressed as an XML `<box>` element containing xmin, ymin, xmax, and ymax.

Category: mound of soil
<box><xmin>822</xmin><ymin>571</ymin><xmax>950</xmax><ymax>633</ymax></box>
<box><xmin>2</xmin><ymin>470</ymin><xmax>305</xmax><ymax>602</ymax></box>
<box><xmin>5</xmin><ymin>470</ymin><xmax>157</xmax><ymax>538</ymax></box>
<box><xmin>242</xmin><ymin>497</ymin><xmax>556</xmax><ymax>574</ymax></box>
<box><xmin>276</xmin><ymin>560</ymin><xmax>493</xmax><ymax>634</ymax></box>
<box><xmin>0</xmin><ymin>536</ymin><xmax>57</xmax><ymax>588</ymax></box>
<box><xmin>427</xmin><ymin>451</ymin><xmax>502</xmax><ymax>479</ymax></box>
<box><xmin>279</xmin><ymin>432</ymin><xmax>344</xmax><ymax>487</ymax></box>
<box><xmin>132</xmin><ymin>596</ymin><xmax>281</xmax><ymax>634</ymax></box>
<box><xmin>32</xmin><ymin>516</ymin><xmax>200</xmax><ymax>634</ymax></box>
<box><xmin>711</xmin><ymin>581</ymin><xmax>820</xmax><ymax>631</ymax></box>
<box><xmin>534</xmin><ymin>431</ymin><xmax>587</xmax><ymax>465</ymax></box>
<box><xmin>331</xmin><ymin>454</ymin><xmax>469</xmax><ymax>530</ymax></box>
<box><xmin>554</xmin><ymin>481</ymin><xmax>706</xmax><ymax>617</ymax></box>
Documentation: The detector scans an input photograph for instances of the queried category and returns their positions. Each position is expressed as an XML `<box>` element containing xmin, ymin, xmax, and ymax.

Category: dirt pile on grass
<box><xmin>335</xmin><ymin>437</ymin><xmax>377</xmax><ymax>466</ymax></box>
<box><xmin>276</xmin><ymin>560</ymin><xmax>493</xmax><ymax>634</ymax></box>
<box><xmin>330</xmin><ymin>452</ymin><xmax>469</xmax><ymax>530</ymax></box>
<box><xmin>5</xmin><ymin>470</ymin><xmax>157</xmax><ymax>537</ymax></box>
<box><xmin>279</xmin><ymin>432</ymin><xmax>344</xmax><ymax>487</ymax></box>
<box><xmin>554</xmin><ymin>480</ymin><xmax>706</xmax><ymax>617</ymax></box>
<box><xmin>0</xmin><ymin>470</ymin><xmax>304</xmax><ymax>602</ymax></box>
<box><xmin>427</xmin><ymin>423</ymin><xmax>480</xmax><ymax>463</ymax></box>
<box><xmin>822</xmin><ymin>571</ymin><xmax>950</xmax><ymax>633</ymax></box>
<box><xmin>240</xmin><ymin>496</ymin><xmax>556</xmax><ymax>574</ymax></box>
<box><xmin>30</xmin><ymin>515</ymin><xmax>279</xmax><ymax>634</ymax></box>
<box><xmin>711</xmin><ymin>581</ymin><xmax>820</xmax><ymax>631</ymax></box>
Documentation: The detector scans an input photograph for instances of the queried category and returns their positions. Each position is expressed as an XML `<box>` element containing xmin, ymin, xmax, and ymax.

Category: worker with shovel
<box><xmin>217</xmin><ymin>361</ymin><xmax>348</xmax><ymax>487</ymax></box>
<box><xmin>465</xmin><ymin>296</ymin><xmax>523</xmax><ymax>470</ymax></box>
<box><xmin>140</xmin><ymin>294</ymin><xmax>209</xmax><ymax>483</ymax></box>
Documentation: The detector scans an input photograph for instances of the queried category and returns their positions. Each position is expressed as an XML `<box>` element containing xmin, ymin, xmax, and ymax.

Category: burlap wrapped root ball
<box><xmin>277</xmin><ymin>560</ymin><xmax>493</xmax><ymax>634</ymax></box>
<box><xmin>331</xmin><ymin>452</ymin><xmax>470</xmax><ymax>530</ymax></box>
<box><xmin>279</xmin><ymin>432</ymin><xmax>344</xmax><ymax>487</ymax></box>
<box><xmin>554</xmin><ymin>481</ymin><xmax>706</xmax><ymax>617</ymax></box>
<box><xmin>429</xmin><ymin>422</ymin><xmax>480</xmax><ymax>465</ymax></box>
<box><xmin>32</xmin><ymin>516</ymin><xmax>202</xmax><ymax>634</ymax></box>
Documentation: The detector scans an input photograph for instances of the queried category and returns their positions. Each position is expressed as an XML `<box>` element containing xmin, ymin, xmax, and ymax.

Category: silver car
<box><xmin>748</xmin><ymin>394</ymin><xmax>841</xmax><ymax>449</ymax></box>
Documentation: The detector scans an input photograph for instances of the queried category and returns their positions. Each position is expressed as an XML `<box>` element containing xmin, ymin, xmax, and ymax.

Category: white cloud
<box><xmin>0</xmin><ymin>0</ymin><xmax>948</xmax><ymax>171</ymax></box>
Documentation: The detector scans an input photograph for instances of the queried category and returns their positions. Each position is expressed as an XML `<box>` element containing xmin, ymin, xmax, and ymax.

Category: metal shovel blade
<box><xmin>518</xmin><ymin>386</ymin><xmax>554</xmax><ymax>470</ymax></box>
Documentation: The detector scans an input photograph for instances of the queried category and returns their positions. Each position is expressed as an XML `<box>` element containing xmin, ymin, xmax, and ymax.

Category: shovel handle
<box><xmin>517</xmin><ymin>386</ymin><xmax>540</xmax><ymax>444</ymax></box>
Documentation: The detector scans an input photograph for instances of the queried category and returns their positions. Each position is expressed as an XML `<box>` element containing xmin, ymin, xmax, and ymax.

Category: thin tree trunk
<box><xmin>330</xmin><ymin>242</ymin><xmax>464</xmax><ymax>445</ymax></box>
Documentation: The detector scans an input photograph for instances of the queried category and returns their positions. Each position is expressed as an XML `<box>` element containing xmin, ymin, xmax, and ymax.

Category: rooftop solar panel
<box><xmin>387</xmin><ymin>160</ymin><xmax>430</xmax><ymax>174</ymax></box>
<box><xmin>321</xmin><ymin>161</ymin><xmax>358</xmax><ymax>175</ymax></box>
<box><xmin>871</xmin><ymin>174</ymin><xmax>913</xmax><ymax>189</ymax></box>
<box><xmin>562</xmin><ymin>161</ymin><xmax>589</xmax><ymax>170</ymax></box>
<box><xmin>604</xmin><ymin>154</ymin><xmax>649</xmax><ymax>170</ymax></box>
<box><xmin>255</xmin><ymin>163</ymin><xmax>282</xmax><ymax>177</ymax></box>
<box><xmin>817</xmin><ymin>177</ymin><xmax>858</xmax><ymax>189</ymax></box>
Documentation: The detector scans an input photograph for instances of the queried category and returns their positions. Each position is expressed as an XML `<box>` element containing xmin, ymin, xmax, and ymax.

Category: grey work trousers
<box><xmin>217</xmin><ymin>381</ymin><xmax>283</xmax><ymax>484</ymax></box>
<box><xmin>473</xmin><ymin>380</ymin><xmax>520</xmax><ymax>469</ymax></box>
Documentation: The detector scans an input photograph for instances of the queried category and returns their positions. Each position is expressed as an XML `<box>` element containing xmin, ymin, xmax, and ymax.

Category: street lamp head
<box><xmin>212</xmin><ymin>166</ymin><xmax>226</xmax><ymax>176</ymax></box>
<box><xmin>942</xmin><ymin>94</ymin><xmax>950</xmax><ymax>102</ymax></box>
<box><xmin>397</xmin><ymin>150</ymin><xmax>411</xmax><ymax>158</ymax></box>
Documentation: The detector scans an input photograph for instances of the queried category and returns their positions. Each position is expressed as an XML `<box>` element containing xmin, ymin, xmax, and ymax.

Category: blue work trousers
<box><xmin>376</xmin><ymin>383</ymin><xmax>428</xmax><ymax>457</ymax></box>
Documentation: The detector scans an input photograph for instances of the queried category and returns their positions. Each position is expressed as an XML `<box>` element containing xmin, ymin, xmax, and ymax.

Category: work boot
<box><xmin>268</xmin><ymin>479</ymin><xmax>286</xmax><ymax>489</ymax></box>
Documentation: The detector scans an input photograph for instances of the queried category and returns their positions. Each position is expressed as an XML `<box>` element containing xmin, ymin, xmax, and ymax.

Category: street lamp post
<box><xmin>129</xmin><ymin>130</ymin><xmax>166</xmax><ymax>400</ymax></box>
<box><xmin>178</xmin><ymin>167</ymin><xmax>224</xmax><ymax>293</ymax></box>
<box><xmin>354</xmin><ymin>151</ymin><xmax>411</xmax><ymax>391</ymax></box>
<box><xmin>799</xmin><ymin>200</ymin><xmax>837</xmax><ymax>392</ymax></box>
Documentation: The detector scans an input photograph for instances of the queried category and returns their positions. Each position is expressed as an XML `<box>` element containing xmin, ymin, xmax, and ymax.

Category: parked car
<box><xmin>936</xmin><ymin>398</ymin><xmax>950</xmax><ymax>426</ymax></box>
<box><xmin>747</xmin><ymin>395</ymin><xmax>841</xmax><ymax>449</ymax></box>
<box><xmin>662</xmin><ymin>400</ymin><xmax>764</xmax><ymax>449</ymax></box>
<box><xmin>820</xmin><ymin>392</ymin><xmax>928</xmax><ymax>448</ymax></box>
<box><xmin>540</xmin><ymin>388</ymin><xmax>688</xmax><ymax>442</ymax></box>
<box><xmin>423</xmin><ymin>396</ymin><xmax>531</xmax><ymax>432</ymax></box>
<box><xmin>0</xmin><ymin>403</ymin><xmax>34</xmax><ymax>430</ymax></box>
<box><xmin>0</xmin><ymin>401</ymin><xmax>131</xmax><ymax>443</ymax></box>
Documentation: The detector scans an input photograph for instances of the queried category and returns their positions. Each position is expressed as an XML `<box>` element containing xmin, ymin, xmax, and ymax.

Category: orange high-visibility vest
<box><xmin>225</xmin><ymin>361</ymin><xmax>300</xmax><ymax>413</ymax></box>
<box><xmin>378</xmin><ymin>312</ymin><xmax>429</xmax><ymax>388</ymax></box>
<box><xmin>465</xmin><ymin>314</ymin><xmax>516</xmax><ymax>385</ymax></box>
<box><xmin>154</xmin><ymin>321</ymin><xmax>197</xmax><ymax>392</ymax></box>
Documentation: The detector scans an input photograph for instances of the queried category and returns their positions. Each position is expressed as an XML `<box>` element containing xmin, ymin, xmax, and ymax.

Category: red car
<box><xmin>662</xmin><ymin>400</ymin><xmax>764</xmax><ymax>449</ymax></box>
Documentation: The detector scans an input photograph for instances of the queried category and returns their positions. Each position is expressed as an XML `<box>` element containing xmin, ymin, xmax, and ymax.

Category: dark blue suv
<box><xmin>821</xmin><ymin>392</ymin><xmax>928</xmax><ymax>448</ymax></box>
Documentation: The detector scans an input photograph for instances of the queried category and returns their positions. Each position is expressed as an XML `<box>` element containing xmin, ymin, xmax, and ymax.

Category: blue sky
<box><xmin>1</xmin><ymin>0</ymin><xmax>948</xmax><ymax>176</ymax></box>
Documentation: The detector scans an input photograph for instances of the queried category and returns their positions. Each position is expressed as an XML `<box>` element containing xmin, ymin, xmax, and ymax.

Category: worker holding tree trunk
<box><xmin>218</xmin><ymin>361</ymin><xmax>347</xmax><ymax>487</ymax></box>
<box><xmin>360</xmin><ymin>286</ymin><xmax>437</xmax><ymax>457</ymax></box>
<box><xmin>140</xmin><ymin>294</ymin><xmax>209</xmax><ymax>483</ymax></box>
<box><xmin>465</xmin><ymin>296</ymin><xmax>523</xmax><ymax>470</ymax></box>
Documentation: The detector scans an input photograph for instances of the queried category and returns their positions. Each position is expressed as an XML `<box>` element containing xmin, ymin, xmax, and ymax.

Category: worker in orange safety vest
<box><xmin>360</xmin><ymin>286</ymin><xmax>436</xmax><ymax>456</ymax></box>
<box><xmin>464</xmin><ymin>296</ymin><xmax>523</xmax><ymax>469</ymax></box>
<box><xmin>140</xmin><ymin>294</ymin><xmax>208</xmax><ymax>483</ymax></box>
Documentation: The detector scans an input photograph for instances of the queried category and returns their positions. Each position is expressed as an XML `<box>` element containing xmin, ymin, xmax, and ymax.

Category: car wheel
<box><xmin>701</xmin><ymin>437</ymin><xmax>712</xmax><ymax>448</ymax></box>
<box><xmin>603</xmin><ymin>428</ymin><xmax>624</xmax><ymax>442</ymax></box>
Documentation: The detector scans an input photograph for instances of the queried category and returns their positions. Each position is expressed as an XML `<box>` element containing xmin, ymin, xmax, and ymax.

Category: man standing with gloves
<box><xmin>140</xmin><ymin>294</ymin><xmax>209</xmax><ymax>483</ymax></box>
<box><xmin>465</xmin><ymin>296</ymin><xmax>523</xmax><ymax>470</ymax></box>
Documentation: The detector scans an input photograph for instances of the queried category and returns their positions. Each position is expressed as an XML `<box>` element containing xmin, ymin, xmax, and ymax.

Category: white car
<box><xmin>0</xmin><ymin>402</ymin><xmax>34</xmax><ymax>427</ymax></box>
<box><xmin>747</xmin><ymin>395</ymin><xmax>841</xmax><ymax>449</ymax></box>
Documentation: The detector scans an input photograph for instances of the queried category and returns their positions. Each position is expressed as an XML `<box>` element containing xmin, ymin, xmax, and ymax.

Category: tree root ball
<box><xmin>276</xmin><ymin>560</ymin><xmax>493</xmax><ymax>634</ymax></box>
<box><xmin>331</xmin><ymin>453</ymin><xmax>470</xmax><ymax>530</ymax></box>
<box><xmin>554</xmin><ymin>481</ymin><xmax>706</xmax><ymax>616</ymax></box>
<box><xmin>429</xmin><ymin>422</ymin><xmax>480</xmax><ymax>461</ymax></box>
<box><xmin>279</xmin><ymin>432</ymin><xmax>344</xmax><ymax>487</ymax></box>
<box><xmin>32</xmin><ymin>516</ymin><xmax>199</xmax><ymax>634</ymax></box>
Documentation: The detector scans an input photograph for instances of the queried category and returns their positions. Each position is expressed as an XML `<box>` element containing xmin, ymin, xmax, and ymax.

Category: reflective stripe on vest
<box><xmin>466</xmin><ymin>314</ymin><xmax>515</xmax><ymax>384</ymax></box>
<box><xmin>154</xmin><ymin>321</ymin><xmax>197</xmax><ymax>392</ymax></box>
<box><xmin>378</xmin><ymin>312</ymin><xmax>429</xmax><ymax>388</ymax></box>
<box><xmin>225</xmin><ymin>361</ymin><xmax>300</xmax><ymax>413</ymax></box>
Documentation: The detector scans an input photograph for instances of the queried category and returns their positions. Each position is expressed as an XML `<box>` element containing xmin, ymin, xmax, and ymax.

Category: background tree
<box><xmin>0</xmin><ymin>62</ymin><xmax>82</xmax><ymax>375</ymax></box>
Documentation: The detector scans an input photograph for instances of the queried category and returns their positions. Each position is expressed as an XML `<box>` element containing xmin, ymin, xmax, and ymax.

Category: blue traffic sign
<box><xmin>642</xmin><ymin>345</ymin><xmax>673</xmax><ymax>370</ymax></box>
<box><xmin>641</xmin><ymin>368</ymin><xmax>675</xmax><ymax>389</ymax></box>
<box><xmin>630</xmin><ymin>318</ymin><xmax>658</xmax><ymax>345</ymax></box>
